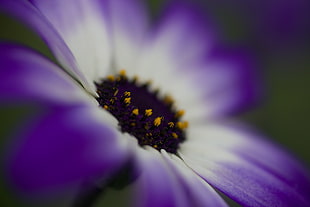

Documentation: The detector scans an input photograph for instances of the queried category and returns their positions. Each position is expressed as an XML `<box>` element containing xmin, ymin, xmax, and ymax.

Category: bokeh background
<box><xmin>0</xmin><ymin>0</ymin><xmax>309</xmax><ymax>206</ymax></box>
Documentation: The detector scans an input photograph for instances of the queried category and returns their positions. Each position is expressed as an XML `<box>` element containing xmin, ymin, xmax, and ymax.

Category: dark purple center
<box><xmin>95</xmin><ymin>71</ymin><xmax>187</xmax><ymax>154</ymax></box>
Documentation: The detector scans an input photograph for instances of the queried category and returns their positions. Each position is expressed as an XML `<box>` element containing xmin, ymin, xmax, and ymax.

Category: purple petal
<box><xmin>131</xmin><ymin>147</ymin><xmax>190</xmax><ymax>207</ymax></box>
<box><xmin>127</xmin><ymin>4</ymin><xmax>219</xmax><ymax>121</ymax></box>
<box><xmin>161</xmin><ymin>151</ymin><xmax>228</xmax><ymax>207</ymax></box>
<box><xmin>131</xmin><ymin>3</ymin><xmax>260</xmax><ymax>120</ymax></box>
<box><xmin>0</xmin><ymin>44</ymin><xmax>91</xmax><ymax>105</ymax></box>
<box><xmin>253</xmin><ymin>0</ymin><xmax>310</xmax><ymax>51</ymax></box>
<box><xmin>197</xmin><ymin>48</ymin><xmax>261</xmax><ymax>116</ymax></box>
<box><xmin>146</xmin><ymin>3</ymin><xmax>216</xmax><ymax>69</ymax></box>
<box><xmin>0</xmin><ymin>0</ymin><xmax>90</xmax><ymax>88</ymax></box>
<box><xmin>0</xmin><ymin>0</ymin><xmax>151</xmax><ymax>91</ymax></box>
<box><xmin>100</xmin><ymin>0</ymin><xmax>149</xmax><ymax>71</ymax></box>
<box><xmin>161</xmin><ymin>3</ymin><xmax>260</xmax><ymax>117</ymax></box>
<box><xmin>0</xmin><ymin>0</ymin><xmax>113</xmax><ymax>91</ymax></box>
<box><xmin>180</xmin><ymin>124</ymin><xmax>310</xmax><ymax>206</ymax></box>
<box><xmin>29</xmin><ymin>0</ymin><xmax>116</xmax><ymax>86</ymax></box>
<box><xmin>6</xmin><ymin>106</ymin><xmax>129</xmax><ymax>194</ymax></box>
<box><xmin>102</xmin><ymin>0</ymin><xmax>148</xmax><ymax>39</ymax></box>
<box><xmin>0</xmin><ymin>44</ymin><xmax>129</xmax><ymax>193</ymax></box>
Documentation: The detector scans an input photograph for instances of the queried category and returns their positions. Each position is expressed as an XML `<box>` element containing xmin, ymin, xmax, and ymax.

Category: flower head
<box><xmin>0</xmin><ymin>0</ymin><xmax>309</xmax><ymax>206</ymax></box>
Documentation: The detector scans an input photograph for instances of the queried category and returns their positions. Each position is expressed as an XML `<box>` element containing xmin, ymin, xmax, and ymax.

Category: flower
<box><xmin>0</xmin><ymin>0</ymin><xmax>310</xmax><ymax>206</ymax></box>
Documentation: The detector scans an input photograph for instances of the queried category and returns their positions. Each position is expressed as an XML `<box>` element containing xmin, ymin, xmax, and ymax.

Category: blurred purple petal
<box><xmin>7</xmin><ymin>106</ymin><xmax>128</xmax><ymax>193</ymax></box>
<box><xmin>0</xmin><ymin>43</ymin><xmax>129</xmax><ymax>193</ymax></box>
<box><xmin>252</xmin><ymin>0</ymin><xmax>310</xmax><ymax>51</ymax></box>
<box><xmin>176</xmin><ymin>0</ymin><xmax>310</xmax><ymax>53</ymax></box>
<box><xmin>0</xmin><ymin>44</ymin><xmax>90</xmax><ymax>106</ymax></box>
<box><xmin>199</xmin><ymin>48</ymin><xmax>261</xmax><ymax>116</ymax></box>
<box><xmin>151</xmin><ymin>3</ymin><xmax>216</xmax><ymax>67</ymax></box>
<box><xmin>28</xmin><ymin>0</ymin><xmax>115</xmax><ymax>87</ymax></box>
<box><xmin>0</xmin><ymin>0</ymin><xmax>89</xmax><ymax>86</ymax></box>
<box><xmin>134</xmin><ymin>3</ymin><xmax>260</xmax><ymax>120</ymax></box>
<box><xmin>180</xmin><ymin>124</ymin><xmax>310</xmax><ymax>206</ymax></box>
<box><xmin>0</xmin><ymin>0</ymin><xmax>112</xmax><ymax>91</ymax></box>
<box><xmin>0</xmin><ymin>0</ymin><xmax>153</xmax><ymax>92</ymax></box>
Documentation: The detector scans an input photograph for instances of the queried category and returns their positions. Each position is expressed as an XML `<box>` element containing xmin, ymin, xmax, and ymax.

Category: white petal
<box><xmin>131</xmin><ymin>147</ymin><xmax>190</xmax><ymax>207</ymax></box>
<box><xmin>27</xmin><ymin>0</ymin><xmax>113</xmax><ymax>93</ymax></box>
<box><xmin>106</xmin><ymin>0</ymin><xmax>149</xmax><ymax>74</ymax></box>
<box><xmin>180</xmin><ymin>123</ymin><xmax>310</xmax><ymax>207</ymax></box>
<box><xmin>162</xmin><ymin>151</ymin><xmax>228</xmax><ymax>207</ymax></box>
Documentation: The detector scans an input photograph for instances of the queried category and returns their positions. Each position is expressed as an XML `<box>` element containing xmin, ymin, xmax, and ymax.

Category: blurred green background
<box><xmin>0</xmin><ymin>0</ymin><xmax>309</xmax><ymax>206</ymax></box>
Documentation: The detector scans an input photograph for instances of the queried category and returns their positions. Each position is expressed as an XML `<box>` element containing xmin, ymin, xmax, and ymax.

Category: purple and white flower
<box><xmin>0</xmin><ymin>0</ymin><xmax>309</xmax><ymax>206</ymax></box>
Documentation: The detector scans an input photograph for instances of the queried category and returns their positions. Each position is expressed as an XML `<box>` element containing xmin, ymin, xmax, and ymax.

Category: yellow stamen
<box><xmin>130</xmin><ymin>123</ymin><xmax>136</xmax><ymax>126</ymax></box>
<box><xmin>175</xmin><ymin>110</ymin><xmax>185</xmax><ymax>118</ymax></box>
<box><xmin>124</xmin><ymin>97</ymin><xmax>131</xmax><ymax>104</ymax></box>
<box><xmin>107</xmin><ymin>75</ymin><xmax>115</xmax><ymax>81</ymax></box>
<box><xmin>110</xmin><ymin>98</ymin><xmax>115</xmax><ymax>104</ymax></box>
<box><xmin>145</xmin><ymin>109</ymin><xmax>153</xmax><ymax>116</ymax></box>
<box><xmin>124</xmin><ymin>91</ymin><xmax>131</xmax><ymax>97</ymax></box>
<box><xmin>168</xmin><ymin>122</ymin><xmax>174</xmax><ymax>127</ymax></box>
<box><xmin>132</xmin><ymin>108</ymin><xmax>139</xmax><ymax>115</ymax></box>
<box><xmin>172</xmin><ymin>132</ymin><xmax>178</xmax><ymax>139</ymax></box>
<box><xmin>176</xmin><ymin>121</ymin><xmax>189</xmax><ymax>129</ymax></box>
<box><xmin>153</xmin><ymin>145</ymin><xmax>158</xmax><ymax>148</ymax></box>
<box><xmin>103</xmin><ymin>105</ymin><xmax>109</xmax><ymax>110</ymax></box>
<box><xmin>154</xmin><ymin>117</ymin><xmax>162</xmax><ymax>126</ymax></box>
<box><xmin>119</xmin><ymin>69</ymin><xmax>126</xmax><ymax>76</ymax></box>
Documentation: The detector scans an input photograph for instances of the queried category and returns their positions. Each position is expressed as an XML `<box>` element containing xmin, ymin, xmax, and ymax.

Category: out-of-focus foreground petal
<box><xmin>0</xmin><ymin>44</ymin><xmax>90</xmax><ymax>105</ymax></box>
<box><xmin>7</xmin><ymin>107</ymin><xmax>128</xmax><ymax>194</ymax></box>
<box><xmin>180</xmin><ymin>124</ymin><xmax>310</xmax><ymax>207</ymax></box>
<box><xmin>0</xmin><ymin>44</ymin><xmax>129</xmax><ymax>193</ymax></box>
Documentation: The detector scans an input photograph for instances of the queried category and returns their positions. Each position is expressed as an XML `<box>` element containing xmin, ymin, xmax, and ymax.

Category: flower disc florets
<box><xmin>95</xmin><ymin>70</ymin><xmax>187</xmax><ymax>154</ymax></box>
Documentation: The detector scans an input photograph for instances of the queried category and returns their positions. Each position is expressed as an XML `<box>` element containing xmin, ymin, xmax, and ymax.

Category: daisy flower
<box><xmin>0</xmin><ymin>0</ymin><xmax>309</xmax><ymax>206</ymax></box>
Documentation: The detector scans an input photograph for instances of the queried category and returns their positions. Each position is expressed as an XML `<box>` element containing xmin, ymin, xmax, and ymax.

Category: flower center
<box><xmin>95</xmin><ymin>70</ymin><xmax>187</xmax><ymax>154</ymax></box>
